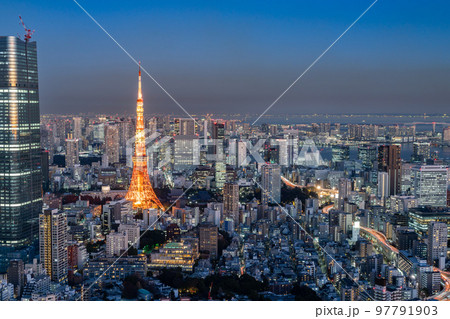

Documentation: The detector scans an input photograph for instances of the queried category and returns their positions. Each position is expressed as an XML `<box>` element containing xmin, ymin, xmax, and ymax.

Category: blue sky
<box><xmin>1</xmin><ymin>0</ymin><xmax>450</xmax><ymax>115</ymax></box>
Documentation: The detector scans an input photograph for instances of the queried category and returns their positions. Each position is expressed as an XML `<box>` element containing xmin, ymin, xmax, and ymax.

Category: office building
<box><xmin>7</xmin><ymin>259</ymin><xmax>24</xmax><ymax>297</ymax></box>
<box><xmin>332</xmin><ymin>145</ymin><xmax>349</xmax><ymax>164</ymax></box>
<box><xmin>118</xmin><ymin>224</ymin><xmax>140</xmax><ymax>249</ymax></box>
<box><xmin>199</xmin><ymin>223</ymin><xmax>218</xmax><ymax>258</ymax></box>
<box><xmin>409</xmin><ymin>208</ymin><xmax>450</xmax><ymax>239</ymax></box>
<box><xmin>173</xmin><ymin>135</ymin><xmax>199</xmax><ymax>171</ymax></box>
<box><xmin>176</xmin><ymin>118</ymin><xmax>196</xmax><ymax>135</ymax></box>
<box><xmin>85</xmin><ymin>255</ymin><xmax>147</xmax><ymax>281</ymax></box>
<box><xmin>378</xmin><ymin>145</ymin><xmax>401</xmax><ymax>196</ymax></box>
<box><xmin>224</xmin><ymin>182</ymin><xmax>239</xmax><ymax>225</ymax></box>
<box><xmin>149</xmin><ymin>241</ymin><xmax>196</xmax><ymax>272</ymax></box>
<box><xmin>0</xmin><ymin>36</ymin><xmax>43</xmax><ymax>268</ymax></box>
<box><xmin>412</xmin><ymin>165</ymin><xmax>448</xmax><ymax>207</ymax></box>
<box><xmin>261</xmin><ymin>164</ymin><xmax>281</xmax><ymax>204</ymax></box>
<box><xmin>427</xmin><ymin>222</ymin><xmax>447</xmax><ymax>269</ymax></box>
<box><xmin>412</xmin><ymin>142</ymin><xmax>430</xmax><ymax>162</ymax></box>
<box><xmin>358</xmin><ymin>145</ymin><xmax>377</xmax><ymax>171</ymax></box>
<box><xmin>338</xmin><ymin>178</ymin><xmax>352</xmax><ymax>210</ymax></box>
<box><xmin>377</xmin><ymin>171</ymin><xmax>390</xmax><ymax>200</ymax></box>
<box><xmin>104</xmin><ymin>124</ymin><xmax>120</xmax><ymax>165</ymax></box>
<box><xmin>443</xmin><ymin>126</ymin><xmax>450</xmax><ymax>144</ymax></box>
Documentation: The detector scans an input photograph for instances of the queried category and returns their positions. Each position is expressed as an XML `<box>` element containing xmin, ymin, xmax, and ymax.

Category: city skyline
<box><xmin>1</xmin><ymin>1</ymin><xmax>450</xmax><ymax>116</ymax></box>
<box><xmin>2</xmin><ymin>1</ymin><xmax>450</xmax><ymax>308</ymax></box>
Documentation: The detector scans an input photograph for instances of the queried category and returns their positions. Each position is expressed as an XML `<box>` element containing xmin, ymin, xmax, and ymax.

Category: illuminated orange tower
<box><xmin>126</xmin><ymin>65</ymin><xmax>164</xmax><ymax>210</ymax></box>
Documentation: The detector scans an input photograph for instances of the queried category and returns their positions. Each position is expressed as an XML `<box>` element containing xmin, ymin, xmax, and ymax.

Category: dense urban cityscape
<box><xmin>0</xmin><ymin>31</ymin><xmax>450</xmax><ymax>302</ymax></box>
<box><xmin>1</xmin><ymin>3</ymin><xmax>450</xmax><ymax>313</ymax></box>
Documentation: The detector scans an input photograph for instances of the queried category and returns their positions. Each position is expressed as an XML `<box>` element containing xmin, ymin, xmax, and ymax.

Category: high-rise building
<box><xmin>412</xmin><ymin>165</ymin><xmax>448</xmax><ymax>207</ymax></box>
<box><xmin>7</xmin><ymin>259</ymin><xmax>24</xmax><ymax>297</ymax></box>
<box><xmin>65</xmin><ymin>134</ymin><xmax>79</xmax><ymax>167</ymax></box>
<box><xmin>337</xmin><ymin>178</ymin><xmax>352</xmax><ymax>210</ymax></box>
<box><xmin>212</xmin><ymin>122</ymin><xmax>225</xmax><ymax>140</ymax></box>
<box><xmin>287</xmin><ymin>134</ymin><xmax>298</xmax><ymax>166</ymax></box>
<box><xmin>72</xmin><ymin>117</ymin><xmax>82</xmax><ymax>140</ymax></box>
<box><xmin>358</xmin><ymin>145</ymin><xmax>377</xmax><ymax>171</ymax></box>
<box><xmin>271</xmin><ymin>138</ymin><xmax>288</xmax><ymax>166</ymax></box>
<box><xmin>105</xmin><ymin>231</ymin><xmax>128</xmax><ymax>257</ymax></box>
<box><xmin>378</xmin><ymin>145</ymin><xmax>401</xmax><ymax>196</ymax></box>
<box><xmin>223</xmin><ymin>182</ymin><xmax>239</xmax><ymax>225</ymax></box>
<box><xmin>261</xmin><ymin>164</ymin><xmax>281</xmax><ymax>204</ymax></box>
<box><xmin>176</xmin><ymin>118</ymin><xmax>196</xmax><ymax>135</ymax></box>
<box><xmin>39</xmin><ymin>209</ymin><xmax>68</xmax><ymax>283</ymax></box>
<box><xmin>41</xmin><ymin>149</ymin><xmax>50</xmax><ymax>191</ymax></box>
<box><xmin>118</xmin><ymin>224</ymin><xmax>140</xmax><ymax>249</ymax></box>
<box><xmin>215</xmin><ymin>161</ymin><xmax>226</xmax><ymax>190</ymax></box>
<box><xmin>332</xmin><ymin>145</ymin><xmax>350</xmax><ymax>164</ymax></box>
<box><xmin>412</xmin><ymin>142</ymin><xmax>430</xmax><ymax>163</ymax></box>
<box><xmin>237</xmin><ymin>141</ymin><xmax>247</xmax><ymax>167</ymax></box>
<box><xmin>427</xmin><ymin>222</ymin><xmax>447</xmax><ymax>269</ymax></box>
<box><xmin>443</xmin><ymin>126</ymin><xmax>450</xmax><ymax>144</ymax></box>
<box><xmin>174</xmin><ymin>135</ymin><xmax>199</xmax><ymax>171</ymax></box>
<box><xmin>377</xmin><ymin>172</ymin><xmax>390</xmax><ymax>199</ymax></box>
<box><xmin>210</xmin><ymin>121</ymin><xmax>225</xmax><ymax>156</ymax></box>
<box><xmin>199</xmin><ymin>223</ymin><xmax>218</xmax><ymax>258</ymax></box>
<box><xmin>105</xmin><ymin>123</ymin><xmax>120</xmax><ymax>165</ymax></box>
<box><xmin>0</xmin><ymin>36</ymin><xmax>42</xmax><ymax>264</ymax></box>
<box><xmin>147</xmin><ymin>117</ymin><xmax>157</xmax><ymax>136</ymax></box>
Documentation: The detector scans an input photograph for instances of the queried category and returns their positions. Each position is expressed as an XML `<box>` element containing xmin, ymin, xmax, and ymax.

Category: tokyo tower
<box><xmin>126</xmin><ymin>65</ymin><xmax>164</xmax><ymax>211</ymax></box>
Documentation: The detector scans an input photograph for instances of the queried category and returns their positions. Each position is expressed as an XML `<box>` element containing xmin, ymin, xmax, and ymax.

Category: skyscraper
<box><xmin>332</xmin><ymin>145</ymin><xmax>350</xmax><ymax>164</ymax></box>
<box><xmin>223</xmin><ymin>182</ymin><xmax>239</xmax><ymax>225</ymax></box>
<box><xmin>65</xmin><ymin>133</ymin><xmax>79</xmax><ymax>167</ymax></box>
<box><xmin>427</xmin><ymin>222</ymin><xmax>447</xmax><ymax>269</ymax></box>
<box><xmin>358</xmin><ymin>145</ymin><xmax>377</xmax><ymax>171</ymax></box>
<box><xmin>174</xmin><ymin>135</ymin><xmax>199</xmax><ymax>171</ymax></box>
<box><xmin>72</xmin><ymin>117</ymin><xmax>82</xmax><ymax>140</ymax></box>
<box><xmin>337</xmin><ymin>178</ymin><xmax>352</xmax><ymax>210</ymax></box>
<box><xmin>176</xmin><ymin>118</ymin><xmax>196</xmax><ymax>135</ymax></box>
<box><xmin>199</xmin><ymin>223</ymin><xmax>218</xmax><ymax>258</ymax></box>
<box><xmin>413</xmin><ymin>165</ymin><xmax>448</xmax><ymax>207</ymax></box>
<box><xmin>261</xmin><ymin>164</ymin><xmax>281</xmax><ymax>204</ymax></box>
<box><xmin>377</xmin><ymin>172</ymin><xmax>390</xmax><ymax>199</ymax></box>
<box><xmin>104</xmin><ymin>123</ymin><xmax>120</xmax><ymax>165</ymax></box>
<box><xmin>443</xmin><ymin>126</ymin><xmax>450</xmax><ymax>144</ymax></box>
<box><xmin>39</xmin><ymin>209</ymin><xmax>68</xmax><ymax>283</ymax></box>
<box><xmin>378</xmin><ymin>145</ymin><xmax>401</xmax><ymax>196</ymax></box>
<box><xmin>0</xmin><ymin>36</ymin><xmax>42</xmax><ymax>262</ymax></box>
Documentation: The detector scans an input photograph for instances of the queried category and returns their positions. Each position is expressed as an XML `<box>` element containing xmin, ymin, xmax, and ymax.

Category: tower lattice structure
<box><xmin>126</xmin><ymin>65</ymin><xmax>164</xmax><ymax>211</ymax></box>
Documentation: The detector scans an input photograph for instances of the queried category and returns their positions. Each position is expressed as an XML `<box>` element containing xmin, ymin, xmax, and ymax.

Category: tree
<box><xmin>127</xmin><ymin>245</ymin><xmax>138</xmax><ymax>256</ymax></box>
<box><xmin>280</xmin><ymin>185</ymin><xmax>317</xmax><ymax>205</ymax></box>
<box><xmin>140</xmin><ymin>230</ymin><xmax>165</xmax><ymax>249</ymax></box>
<box><xmin>122</xmin><ymin>274</ymin><xmax>143</xmax><ymax>299</ymax></box>
<box><xmin>291</xmin><ymin>283</ymin><xmax>322</xmax><ymax>301</ymax></box>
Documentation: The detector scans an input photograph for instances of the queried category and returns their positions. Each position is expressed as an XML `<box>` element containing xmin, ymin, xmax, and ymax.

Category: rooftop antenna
<box><xmin>19</xmin><ymin>16</ymin><xmax>35</xmax><ymax>42</ymax></box>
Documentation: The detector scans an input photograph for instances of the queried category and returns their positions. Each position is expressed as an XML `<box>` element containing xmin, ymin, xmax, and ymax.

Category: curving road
<box><xmin>360</xmin><ymin>226</ymin><xmax>450</xmax><ymax>301</ymax></box>
<box><xmin>321</xmin><ymin>204</ymin><xmax>334</xmax><ymax>214</ymax></box>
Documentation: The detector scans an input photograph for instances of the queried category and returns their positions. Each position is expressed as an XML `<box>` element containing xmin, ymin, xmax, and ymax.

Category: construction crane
<box><xmin>19</xmin><ymin>16</ymin><xmax>35</xmax><ymax>42</ymax></box>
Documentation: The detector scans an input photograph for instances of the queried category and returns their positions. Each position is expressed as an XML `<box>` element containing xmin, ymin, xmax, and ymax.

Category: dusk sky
<box><xmin>2</xmin><ymin>0</ymin><xmax>450</xmax><ymax>116</ymax></box>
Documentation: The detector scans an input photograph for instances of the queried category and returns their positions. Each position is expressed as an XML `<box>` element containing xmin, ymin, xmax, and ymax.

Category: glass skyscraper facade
<box><xmin>0</xmin><ymin>36</ymin><xmax>42</xmax><ymax>260</ymax></box>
